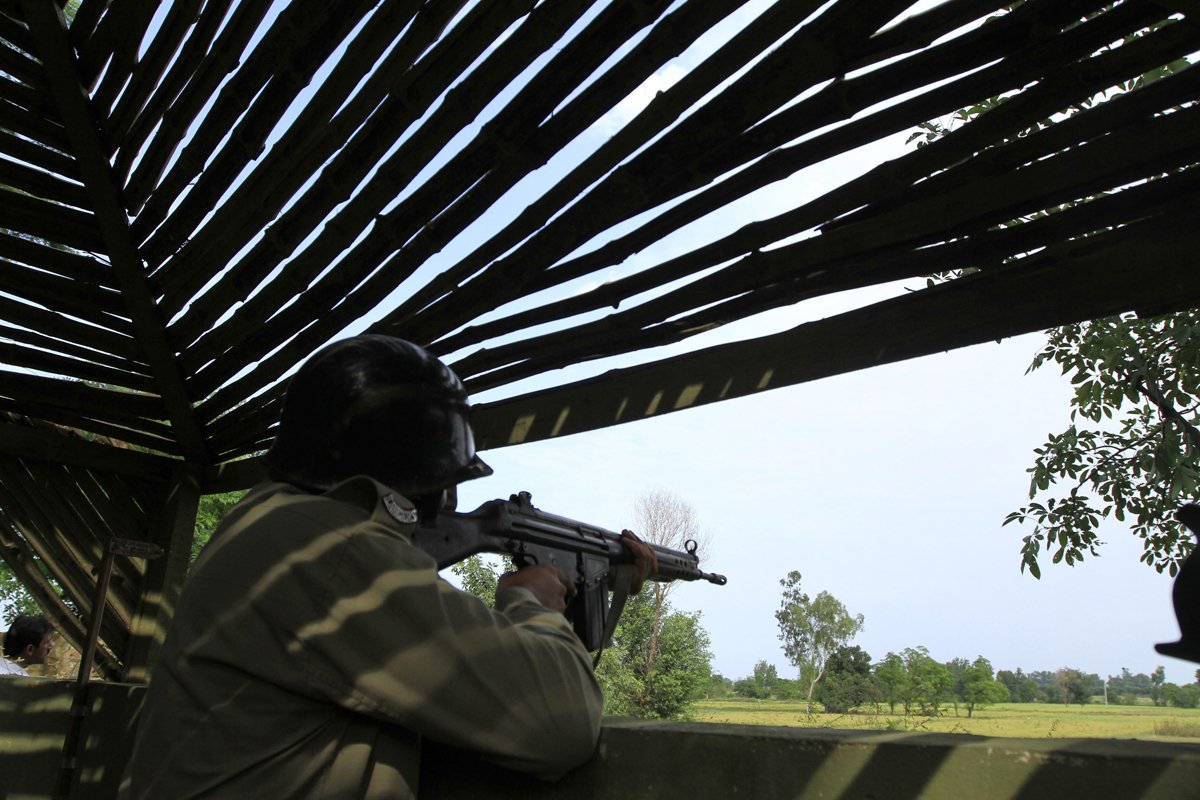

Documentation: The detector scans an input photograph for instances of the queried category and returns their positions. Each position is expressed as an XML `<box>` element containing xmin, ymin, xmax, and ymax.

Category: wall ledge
<box><xmin>4</xmin><ymin>681</ymin><xmax>1199</xmax><ymax>800</ymax></box>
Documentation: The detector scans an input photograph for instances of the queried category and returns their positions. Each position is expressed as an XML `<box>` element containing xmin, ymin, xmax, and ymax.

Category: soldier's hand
<box><xmin>619</xmin><ymin>529</ymin><xmax>657</xmax><ymax>593</ymax></box>
<box><xmin>498</xmin><ymin>564</ymin><xmax>576</xmax><ymax>614</ymax></box>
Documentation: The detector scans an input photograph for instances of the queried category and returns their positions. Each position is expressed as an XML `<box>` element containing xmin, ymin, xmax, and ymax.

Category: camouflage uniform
<box><xmin>121</xmin><ymin>476</ymin><xmax>603</xmax><ymax>799</ymax></box>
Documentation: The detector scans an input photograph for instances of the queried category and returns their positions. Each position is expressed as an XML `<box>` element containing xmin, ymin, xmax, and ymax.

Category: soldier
<box><xmin>122</xmin><ymin>335</ymin><xmax>654</xmax><ymax>799</ymax></box>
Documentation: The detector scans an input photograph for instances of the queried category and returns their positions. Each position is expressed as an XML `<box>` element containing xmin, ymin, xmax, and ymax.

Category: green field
<box><xmin>688</xmin><ymin>699</ymin><xmax>1200</xmax><ymax>741</ymax></box>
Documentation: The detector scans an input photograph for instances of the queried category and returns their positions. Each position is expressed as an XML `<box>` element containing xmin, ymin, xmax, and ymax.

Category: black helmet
<box><xmin>263</xmin><ymin>335</ymin><xmax>492</xmax><ymax>495</ymax></box>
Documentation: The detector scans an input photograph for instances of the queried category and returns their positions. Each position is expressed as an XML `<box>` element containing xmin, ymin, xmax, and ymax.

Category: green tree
<box><xmin>592</xmin><ymin>653</ymin><xmax>641</xmax><ymax>717</ymax></box>
<box><xmin>997</xmin><ymin>668</ymin><xmax>1040</xmax><ymax>703</ymax></box>
<box><xmin>631</xmin><ymin>490</ymin><xmax>709</xmax><ymax>685</ymax></box>
<box><xmin>1109</xmin><ymin>667</ymin><xmax>1145</xmax><ymax>704</ymax></box>
<box><xmin>775</xmin><ymin>571</ymin><xmax>864</xmax><ymax>713</ymax></box>
<box><xmin>592</xmin><ymin>490</ymin><xmax>713</xmax><ymax>718</ymax></box>
<box><xmin>1007</xmin><ymin>314</ymin><xmax>1200</xmax><ymax>577</ymax></box>
<box><xmin>596</xmin><ymin>590</ymin><xmax>712</xmax><ymax>719</ymax></box>
<box><xmin>191</xmin><ymin>491</ymin><xmax>249</xmax><ymax>563</ymax></box>
<box><xmin>815</xmin><ymin>645</ymin><xmax>878</xmax><ymax>714</ymax></box>
<box><xmin>960</xmin><ymin>657</ymin><xmax>1009</xmax><ymax>718</ymax></box>
<box><xmin>946</xmin><ymin>657</ymin><xmax>970</xmax><ymax>716</ymax></box>
<box><xmin>734</xmin><ymin>659</ymin><xmax>779</xmax><ymax>699</ymax></box>
<box><xmin>910</xmin><ymin>8</ymin><xmax>1199</xmax><ymax>577</ymax></box>
<box><xmin>704</xmin><ymin>673</ymin><xmax>734</xmax><ymax>699</ymax></box>
<box><xmin>1172</xmin><ymin>684</ymin><xmax>1200</xmax><ymax>709</ymax></box>
<box><xmin>900</xmin><ymin>646</ymin><xmax>954</xmax><ymax>716</ymax></box>
<box><xmin>0</xmin><ymin>566</ymin><xmax>41</xmax><ymax>622</ymax></box>
<box><xmin>874</xmin><ymin>652</ymin><xmax>906</xmax><ymax>714</ymax></box>
<box><xmin>449</xmin><ymin>556</ymin><xmax>503</xmax><ymax>606</ymax></box>
<box><xmin>1150</xmin><ymin>665</ymin><xmax>1167</xmax><ymax>706</ymax></box>
<box><xmin>1053</xmin><ymin>668</ymin><xmax>1092</xmax><ymax>706</ymax></box>
<box><xmin>772</xmin><ymin>677</ymin><xmax>803</xmax><ymax>701</ymax></box>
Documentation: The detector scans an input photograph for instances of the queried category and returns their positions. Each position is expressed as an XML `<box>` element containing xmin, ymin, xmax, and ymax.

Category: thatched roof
<box><xmin>1</xmin><ymin>0</ymin><xmax>1198</xmax><ymax>675</ymax></box>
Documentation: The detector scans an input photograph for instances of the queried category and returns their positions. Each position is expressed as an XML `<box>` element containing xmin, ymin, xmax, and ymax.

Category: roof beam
<box><xmin>0</xmin><ymin>508</ymin><xmax>123</xmax><ymax>679</ymax></box>
<box><xmin>19</xmin><ymin>0</ymin><xmax>211</xmax><ymax>462</ymax></box>
<box><xmin>471</xmin><ymin>222</ymin><xmax>1200</xmax><ymax>450</ymax></box>
<box><xmin>0</xmin><ymin>418</ymin><xmax>176</xmax><ymax>480</ymax></box>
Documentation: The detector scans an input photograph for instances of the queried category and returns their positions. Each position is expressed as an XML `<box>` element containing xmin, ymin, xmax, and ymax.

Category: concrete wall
<box><xmin>3</xmin><ymin>681</ymin><xmax>1199</xmax><ymax>800</ymax></box>
<box><xmin>0</xmin><ymin>679</ymin><xmax>142</xmax><ymax>800</ymax></box>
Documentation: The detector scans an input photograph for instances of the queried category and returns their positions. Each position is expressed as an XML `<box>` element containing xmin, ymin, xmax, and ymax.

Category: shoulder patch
<box><xmin>382</xmin><ymin>493</ymin><xmax>419</xmax><ymax>525</ymax></box>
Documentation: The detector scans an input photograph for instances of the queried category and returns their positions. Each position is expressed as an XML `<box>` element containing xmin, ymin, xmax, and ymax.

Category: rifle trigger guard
<box><xmin>507</xmin><ymin>540</ymin><xmax>530</xmax><ymax>567</ymax></box>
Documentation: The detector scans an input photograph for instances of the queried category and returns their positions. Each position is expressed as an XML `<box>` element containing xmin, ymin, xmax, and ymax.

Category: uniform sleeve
<box><xmin>294</xmin><ymin>524</ymin><xmax>604</xmax><ymax>778</ymax></box>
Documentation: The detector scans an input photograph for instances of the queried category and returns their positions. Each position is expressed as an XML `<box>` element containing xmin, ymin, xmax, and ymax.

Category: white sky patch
<box><xmin>571</xmin><ymin>267</ymin><xmax>626</xmax><ymax>298</ymax></box>
<box><xmin>595</xmin><ymin>63</ymin><xmax>689</xmax><ymax>135</ymax></box>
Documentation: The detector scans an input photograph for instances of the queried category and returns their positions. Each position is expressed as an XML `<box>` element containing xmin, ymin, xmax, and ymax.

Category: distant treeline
<box><xmin>707</xmin><ymin>648</ymin><xmax>1200</xmax><ymax>715</ymax></box>
<box><xmin>1000</xmin><ymin>666</ymin><xmax>1200</xmax><ymax>707</ymax></box>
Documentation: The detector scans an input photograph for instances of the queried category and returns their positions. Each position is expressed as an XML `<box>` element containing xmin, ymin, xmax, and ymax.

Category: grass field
<box><xmin>688</xmin><ymin>699</ymin><xmax>1200</xmax><ymax>742</ymax></box>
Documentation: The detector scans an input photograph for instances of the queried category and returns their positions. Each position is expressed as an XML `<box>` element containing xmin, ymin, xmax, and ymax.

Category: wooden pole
<box><xmin>54</xmin><ymin>538</ymin><xmax>161</xmax><ymax>800</ymax></box>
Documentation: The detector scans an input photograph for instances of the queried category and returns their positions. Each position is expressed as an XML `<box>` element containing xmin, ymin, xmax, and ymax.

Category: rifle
<box><xmin>411</xmin><ymin>491</ymin><xmax>727</xmax><ymax>652</ymax></box>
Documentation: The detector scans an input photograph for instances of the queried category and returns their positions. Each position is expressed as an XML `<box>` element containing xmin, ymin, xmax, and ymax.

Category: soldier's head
<box><xmin>263</xmin><ymin>336</ymin><xmax>492</xmax><ymax>507</ymax></box>
<box><xmin>3</xmin><ymin>614</ymin><xmax>53</xmax><ymax>666</ymax></box>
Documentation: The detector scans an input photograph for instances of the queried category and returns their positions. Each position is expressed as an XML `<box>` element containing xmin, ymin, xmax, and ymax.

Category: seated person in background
<box><xmin>1</xmin><ymin>614</ymin><xmax>53</xmax><ymax>676</ymax></box>
<box><xmin>122</xmin><ymin>335</ymin><xmax>655</xmax><ymax>800</ymax></box>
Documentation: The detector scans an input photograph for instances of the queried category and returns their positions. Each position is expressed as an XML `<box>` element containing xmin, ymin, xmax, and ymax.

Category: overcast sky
<box><xmin>457</xmin><ymin>328</ymin><xmax>1195</xmax><ymax>686</ymax></box>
